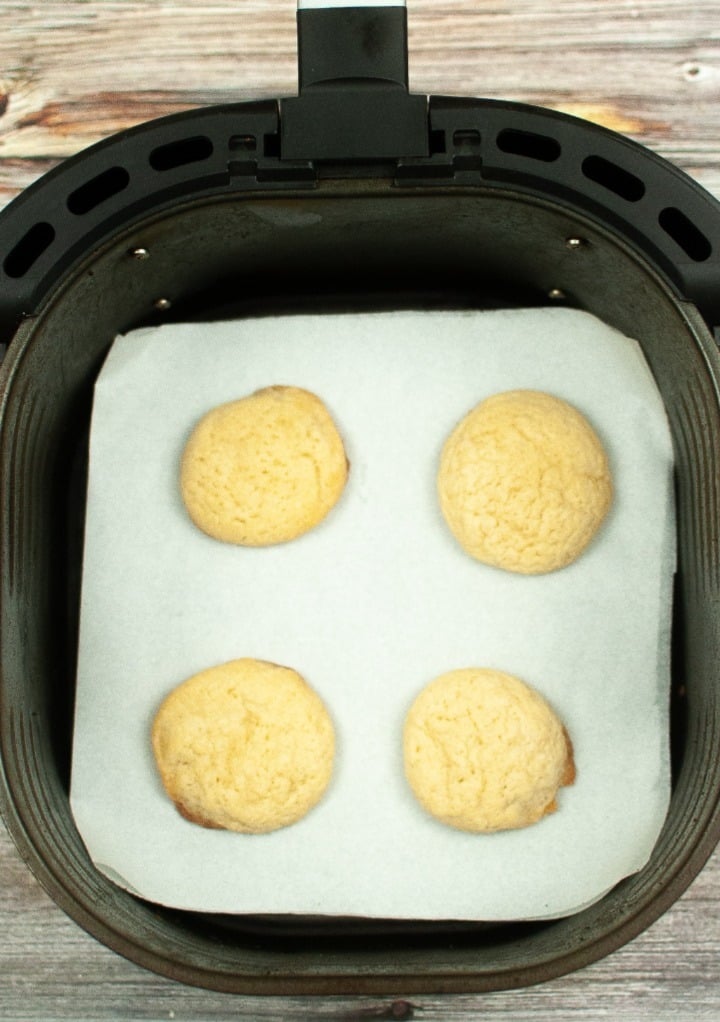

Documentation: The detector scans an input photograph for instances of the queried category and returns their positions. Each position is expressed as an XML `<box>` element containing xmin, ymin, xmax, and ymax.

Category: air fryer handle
<box><xmin>297</xmin><ymin>0</ymin><xmax>410</xmax><ymax>91</ymax></box>
<box><xmin>280</xmin><ymin>0</ymin><xmax>429</xmax><ymax>161</ymax></box>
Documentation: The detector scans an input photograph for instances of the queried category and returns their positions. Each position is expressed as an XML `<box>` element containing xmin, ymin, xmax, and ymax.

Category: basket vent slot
<box><xmin>67</xmin><ymin>166</ymin><xmax>130</xmax><ymax>215</ymax></box>
<box><xmin>496</xmin><ymin>128</ymin><xmax>561</xmax><ymax>163</ymax></box>
<box><xmin>582</xmin><ymin>155</ymin><xmax>645</xmax><ymax>202</ymax></box>
<box><xmin>229</xmin><ymin>135</ymin><xmax>257</xmax><ymax>152</ymax></box>
<box><xmin>429</xmin><ymin>129</ymin><xmax>446</xmax><ymax>154</ymax></box>
<box><xmin>659</xmin><ymin>207</ymin><xmax>712</xmax><ymax>261</ymax></box>
<box><xmin>3</xmin><ymin>222</ymin><xmax>55</xmax><ymax>279</ymax></box>
<box><xmin>454</xmin><ymin>129</ymin><xmax>481</xmax><ymax>149</ymax></box>
<box><xmin>263</xmin><ymin>132</ymin><xmax>281</xmax><ymax>158</ymax></box>
<box><xmin>149</xmin><ymin>135</ymin><xmax>213</xmax><ymax>171</ymax></box>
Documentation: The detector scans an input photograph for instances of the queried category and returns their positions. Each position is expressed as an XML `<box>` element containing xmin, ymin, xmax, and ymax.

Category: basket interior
<box><xmin>2</xmin><ymin>182</ymin><xmax>720</xmax><ymax>992</ymax></box>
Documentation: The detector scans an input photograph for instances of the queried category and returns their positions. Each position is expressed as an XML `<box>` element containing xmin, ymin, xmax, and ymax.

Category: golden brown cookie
<box><xmin>180</xmin><ymin>385</ymin><xmax>348</xmax><ymax>545</ymax></box>
<box><xmin>437</xmin><ymin>389</ymin><xmax>612</xmax><ymax>573</ymax></box>
<box><xmin>403</xmin><ymin>668</ymin><xmax>575</xmax><ymax>833</ymax></box>
<box><xmin>152</xmin><ymin>658</ymin><xmax>335</xmax><ymax>833</ymax></box>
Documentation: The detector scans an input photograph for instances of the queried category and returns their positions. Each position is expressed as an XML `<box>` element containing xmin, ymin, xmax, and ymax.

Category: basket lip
<box><xmin>2</xmin><ymin>93</ymin><xmax>720</xmax><ymax>339</ymax></box>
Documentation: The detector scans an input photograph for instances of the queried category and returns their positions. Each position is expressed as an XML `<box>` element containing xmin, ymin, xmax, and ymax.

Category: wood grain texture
<box><xmin>2</xmin><ymin>1</ymin><xmax>720</xmax><ymax>1019</ymax></box>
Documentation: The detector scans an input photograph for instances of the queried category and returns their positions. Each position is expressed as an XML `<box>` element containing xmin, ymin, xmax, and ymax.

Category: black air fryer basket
<box><xmin>1</xmin><ymin>0</ymin><xmax>720</xmax><ymax>994</ymax></box>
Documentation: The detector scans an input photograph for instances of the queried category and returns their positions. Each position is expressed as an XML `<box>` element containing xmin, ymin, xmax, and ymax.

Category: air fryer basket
<box><xmin>2</xmin><ymin>1</ymin><xmax>720</xmax><ymax>995</ymax></box>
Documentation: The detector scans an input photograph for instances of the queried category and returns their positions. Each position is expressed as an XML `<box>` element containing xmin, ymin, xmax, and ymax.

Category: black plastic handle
<box><xmin>281</xmin><ymin>1</ymin><xmax>428</xmax><ymax>160</ymax></box>
<box><xmin>298</xmin><ymin>3</ymin><xmax>409</xmax><ymax>89</ymax></box>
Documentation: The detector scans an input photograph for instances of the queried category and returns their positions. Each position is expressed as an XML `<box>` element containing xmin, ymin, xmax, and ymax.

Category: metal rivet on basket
<box><xmin>565</xmin><ymin>237</ymin><xmax>586</xmax><ymax>251</ymax></box>
<box><xmin>548</xmin><ymin>287</ymin><xmax>566</xmax><ymax>300</ymax></box>
<box><xmin>130</xmin><ymin>247</ymin><xmax>150</xmax><ymax>260</ymax></box>
<box><xmin>153</xmin><ymin>297</ymin><xmax>172</xmax><ymax>311</ymax></box>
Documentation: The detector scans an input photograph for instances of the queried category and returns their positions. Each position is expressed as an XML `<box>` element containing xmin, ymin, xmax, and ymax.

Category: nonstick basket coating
<box><xmin>1</xmin><ymin>168</ymin><xmax>720</xmax><ymax>991</ymax></box>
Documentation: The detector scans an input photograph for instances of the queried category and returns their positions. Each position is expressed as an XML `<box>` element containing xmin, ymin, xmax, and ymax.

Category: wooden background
<box><xmin>2</xmin><ymin>1</ymin><xmax>720</xmax><ymax>1019</ymax></box>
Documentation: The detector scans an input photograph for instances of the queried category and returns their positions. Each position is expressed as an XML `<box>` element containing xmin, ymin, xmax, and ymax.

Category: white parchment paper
<box><xmin>70</xmin><ymin>308</ymin><xmax>675</xmax><ymax>919</ymax></box>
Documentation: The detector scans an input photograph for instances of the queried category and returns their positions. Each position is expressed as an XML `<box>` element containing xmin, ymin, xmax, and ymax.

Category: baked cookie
<box><xmin>152</xmin><ymin>658</ymin><xmax>335</xmax><ymax>833</ymax></box>
<box><xmin>437</xmin><ymin>389</ymin><xmax>612</xmax><ymax>573</ymax></box>
<box><xmin>403</xmin><ymin>668</ymin><xmax>575</xmax><ymax>833</ymax></box>
<box><xmin>180</xmin><ymin>385</ymin><xmax>348</xmax><ymax>545</ymax></box>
